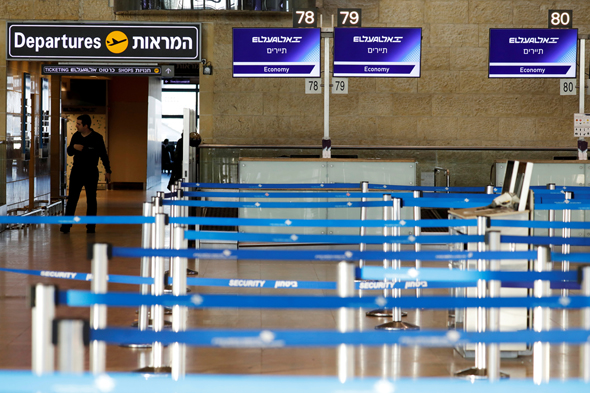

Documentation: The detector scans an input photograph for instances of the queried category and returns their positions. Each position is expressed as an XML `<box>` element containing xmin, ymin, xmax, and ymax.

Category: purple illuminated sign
<box><xmin>333</xmin><ymin>27</ymin><xmax>421</xmax><ymax>77</ymax></box>
<box><xmin>489</xmin><ymin>29</ymin><xmax>577</xmax><ymax>78</ymax></box>
<box><xmin>233</xmin><ymin>28</ymin><xmax>320</xmax><ymax>78</ymax></box>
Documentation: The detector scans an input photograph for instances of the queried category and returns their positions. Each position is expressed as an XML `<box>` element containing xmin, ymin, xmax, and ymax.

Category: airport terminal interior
<box><xmin>1</xmin><ymin>0</ymin><xmax>590</xmax><ymax>390</ymax></box>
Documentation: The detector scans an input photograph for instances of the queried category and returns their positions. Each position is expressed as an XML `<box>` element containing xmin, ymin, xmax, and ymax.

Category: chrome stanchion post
<box><xmin>171</xmin><ymin>226</ymin><xmax>188</xmax><ymax>381</ymax></box>
<box><xmin>533</xmin><ymin>246</ymin><xmax>551</xmax><ymax>384</ymax></box>
<box><xmin>581</xmin><ymin>266</ymin><xmax>590</xmax><ymax>382</ymax></box>
<box><xmin>562</xmin><ymin>191</ymin><xmax>573</xmax><ymax>297</ymax></box>
<box><xmin>126</xmin><ymin>202</ymin><xmax>152</xmax><ymax>347</ymax></box>
<box><xmin>31</xmin><ymin>284</ymin><xmax>56</xmax><ymax>375</ymax></box>
<box><xmin>90</xmin><ymin>243</ymin><xmax>110</xmax><ymax>374</ymax></box>
<box><xmin>55</xmin><ymin>319</ymin><xmax>87</xmax><ymax>373</ymax></box>
<box><xmin>455</xmin><ymin>216</ymin><xmax>489</xmax><ymax>379</ymax></box>
<box><xmin>376</xmin><ymin>198</ymin><xmax>418</xmax><ymax>331</ymax></box>
<box><xmin>358</xmin><ymin>181</ymin><xmax>369</xmax><ymax>270</ymax></box>
<box><xmin>546</xmin><ymin>184</ymin><xmax>556</xmax><ymax>250</ymax></box>
<box><xmin>140</xmin><ymin>212</ymin><xmax>171</xmax><ymax>374</ymax></box>
<box><xmin>366</xmin><ymin>194</ymin><xmax>392</xmax><ymax>317</ymax></box>
<box><xmin>337</xmin><ymin>261</ymin><xmax>355</xmax><ymax>382</ymax></box>
<box><xmin>486</xmin><ymin>231</ymin><xmax>508</xmax><ymax>381</ymax></box>
<box><xmin>413</xmin><ymin>190</ymin><xmax>422</xmax><ymax>298</ymax></box>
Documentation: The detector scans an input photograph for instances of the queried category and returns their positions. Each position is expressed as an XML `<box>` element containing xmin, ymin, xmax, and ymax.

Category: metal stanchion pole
<box><xmin>366</xmin><ymin>194</ymin><xmax>392</xmax><ymax>317</ymax></box>
<box><xmin>533</xmin><ymin>246</ymin><xmax>551</xmax><ymax>385</ymax></box>
<box><xmin>55</xmin><ymin>319</ymin><xmax>87</xmax><ymax>373</ymax></box>
<box><xmin>546</xmin><ymin>184</ymin><xmax>556</xmax><ymax>250</ymax></box>
<box><xmin>139</xmin><ymin>212</ymin><xmax>171</xmax><ymax>374</ymax></box>
<box><xmin>413</xmin><ymin>190</ymin><xmax>422</xmax><ymax>298</ymax></box>
<box><xmin>179</xmin><ymin>179</ymin><xmax>198</xmax><ymax>275</ymax></box>
<box><xmin>358</xmin><ymin>181</ymin><xmax>369</xmax><ymax>270</ymax></box>
<box><xmin>486</xmin><ymin>231</ymin><xmax>509</xmax><ymax>381</ymax></box>
<box><xmin>127</xmin><ymin>202</ymin><xmax>152</xmax><ymax>347</ymax></box>
<box><xmin>171</xmin><ymin>226</ymin><xmax>188</xmax><ymax>381</ymax></box>
<box><xmin>562</xmin><ymin>191</ymin><xmax>573</xmax><ymax>297</ymax></box>
<box><xmin>376</xmin><ymin>198</ymin><xmax>418</xmax><ymax>331</ymax></box>
<box><xmin>31</xmin><ymin>284</ymin><xmax>56</xmax><ymax>375</ymax></box>
<box><xmin>455</xmin><ymin>216</ymin><xmax>489</xmax><ymax>379</ymax></box>
<box><xmin>90</xmin><ymin>243</ymin><xmax>110</xmax><ymax>374</ymax></box>
<box><xmin>581</xmin><ymin>266</ymin><xmax>590</xmax><ymax>382</ymax></box>
<box><xmin>337</xmin><ymin>261</ymin><xmax>355</xmax><ymax>383</ymax></box>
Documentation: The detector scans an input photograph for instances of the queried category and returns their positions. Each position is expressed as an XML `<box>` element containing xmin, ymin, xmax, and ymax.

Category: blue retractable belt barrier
<box><xmin>0</xmin><ymin>267</ymin><xmax>153</xmax><ymax>285</ymax></box>
<box><xmin>0</xmin><ymin>267</ymin><xmax>579</xmax><ymax>290</ymax></box>
<box><xmin>0</xmin><ymin>215</ymin><xmax>153</xmax><ymax>225</ymax></box>
<box><xmin>91</xmin><ymin>327</ymin><xmax>590</xmax><ymax>347</ymax></box>
<box><xmin>184</xmin><ymin>231</ymin><xmax>482</xmax><ymax>245</ymax></box>
<box><xmin>182</xmin><ymin>182</ymin><xmax>361</xmax><ymax>189</ymax></box>
<box><xmin>503</xmin><ymin>235</ymin><xmax>590</xmax><ymax>246</ymax></box>
<box><xmin>111</xmin><ymin>247</ymin><xmax>538</xmax><ymax>262</ymax></box>
<box><xmin>0</xmin><ymin>372</ymin><xmax>587</xmax><ymax>393</ymax></box>
<box><xmin>164</xmin><ymin>199</ymin><xmax>494</xmax><ymax>209</ymax></box>
<box><xmin>60</xmin><ymin>290</ymin><xmax>590</xmax><ymax>309</ymax></box>
<box><xmin>181</xmin><ymin>182</ymin><xmax>492</xmax><ymax>193</ymax></box>
<box><xmin>181</xmin><ymin>191</ymin><xmax>497</xmax><ymax>200</ymax></box>
<box><xmin>358</xmin><ymin>267</ymin><xmax>578</xmax><ymax>282</ymax></box>
<box><xmin>170</xmin><ymin>217</ymin><xmax>477</xmax><ymax>228</ymax></box>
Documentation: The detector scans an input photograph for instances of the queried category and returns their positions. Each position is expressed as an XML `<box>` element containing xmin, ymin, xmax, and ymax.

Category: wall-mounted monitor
<box><xmin>489</xmin><ymin>28</ymin><xmax>577</xmax><ymax>78</ymax></box>
<box><xmin>233</xmin><ymin>28</ymin><xmax>320</xmax><ymax>78</ymax></box>
<box><xmin>333</xmin><ymin>27</ymin><xmax>422</xmax><ymax>77</ymax></box>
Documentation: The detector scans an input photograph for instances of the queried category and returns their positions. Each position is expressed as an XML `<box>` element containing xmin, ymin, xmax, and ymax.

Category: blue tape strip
<box><xmin>60</xmin><ymin>290</ymin><xmax>590</xmax><ymax>309</ymax></box>
<box><xmin>184</xmin><ymin>231</ymin><xmax>483</xmax><ymax>245</ymax></box>
<box><xmin>0</xmin><ymin>267</ymin><xmax>153</xmax><ymax>285</ymax></box>
<box><xmin>170</xmin><ymin>217</ymin><xmax>478</xmax><ymax>228</ymax></box>
<box><xmin>111</xmin><ymin>247</ymin><xmax>538</xmax><ymax>262</ymax></box>
<box><xmin>0</xmin><ymin>372</ymin><xmax>587</xmax><ymax>393</ymax></box>
<box><xmin>91</xmin><ymin>327</ymin><xmax>590</xmax><ymax>347</ymax></box>
<box><xmin>359</xmin><ymin>267</ymin><xmax>578</xmax><ymax>282</ymax></box>
<box><xmin>0</xmin><ymin>215</ymin><xmax>153</xmax><ymax>225</ymax></box>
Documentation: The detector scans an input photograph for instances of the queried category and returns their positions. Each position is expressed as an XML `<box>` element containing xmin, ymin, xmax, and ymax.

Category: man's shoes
<box><xmin>87</xmin><ymin>228</ymin><xmax>96</xmax><ymax>234</ymax></box>
<box><xmin>59</xmin><ymin>226</ymin><xmax>70</xmax><ymax>234</ymax></box>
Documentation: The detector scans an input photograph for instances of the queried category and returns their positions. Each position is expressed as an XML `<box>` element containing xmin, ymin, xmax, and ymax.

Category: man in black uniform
<box><xmin>60</xmin><ymin>114</ymin><xmax>112</xmax><ymax>234</ymax></box>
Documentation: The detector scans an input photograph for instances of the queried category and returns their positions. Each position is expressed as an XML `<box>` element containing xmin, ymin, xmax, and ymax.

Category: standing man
<box><xmin>60</xmin><ymin>114</ymin><xmax>112</xmax><ymax>234</ymax></box>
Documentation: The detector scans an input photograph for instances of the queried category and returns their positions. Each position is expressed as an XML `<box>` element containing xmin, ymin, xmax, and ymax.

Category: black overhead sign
<box><xmin>7</xmin><ymin>23</ymin><xmax>200</xmax><ymax>62</ymax></box>
<box><xmin>42</xmin><ymin>65</ymin><xmax>163</xmax><ymax>76</ymax></box>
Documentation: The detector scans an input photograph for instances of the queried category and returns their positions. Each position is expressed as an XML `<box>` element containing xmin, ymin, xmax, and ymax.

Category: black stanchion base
<box><xmin>135</xmin><ymin>366</ymin><xmax>172</xmax><ymax>375</ymax></box>
<box><xmin>131</xmin><ymin>319</ymin><xmax>173</xmax><ymax>329</ymax></box>
<box><xmin>454</xmin><ymin>367</ymin><xmax>509</xmax><ymax>380</ymax></box>
<box><xmin>365</xmin><ymin>309</ymin><xmax>408</xmax><ymax>318</ymax></box>
<box><xmin>375</xmin><ymin>321</ymin><xmax>419</xmax><ymax>331</ymax></box>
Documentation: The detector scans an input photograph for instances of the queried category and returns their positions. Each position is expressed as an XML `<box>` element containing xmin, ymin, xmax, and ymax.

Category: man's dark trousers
<box><xmin>63</xmin><ymin>167</ymin><xmax>99</xmax><ymax>231</ymax></box>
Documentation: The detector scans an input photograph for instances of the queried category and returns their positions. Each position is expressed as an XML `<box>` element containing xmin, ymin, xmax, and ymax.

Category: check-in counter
<box><xmin>449</xmin><ymin>208</ymin><xmax>531</xmax><ymax>358</ymax></box>
<box><xmin>495</xmin><ymin>160</ymin><xmax>590</xmax><ymax>237</ymax></box>
<box><xmin>237</xmin><ymin>158</ymin><xmax>417</xmax><ymax>235</ymax></box>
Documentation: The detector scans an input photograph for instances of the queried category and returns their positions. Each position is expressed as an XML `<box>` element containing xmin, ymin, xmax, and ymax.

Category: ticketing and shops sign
<box><xmin>7</xmin><ymin>23</ymin><xmax>200</xmax><ymax>61</ymax></box>
<box><xmin>333</xmin><ymin>27</ymin><xmax>422</xmax><ymax>77</ymax></box>
<box><xmin>489</xmin><ymin>29</ymin><xmax>577</xmax><ymax>78</ymax></box>
<box><xmin>233</xmin><ymin>28</ymin><xmax>320</xmax><ymax>78</ymax></box>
